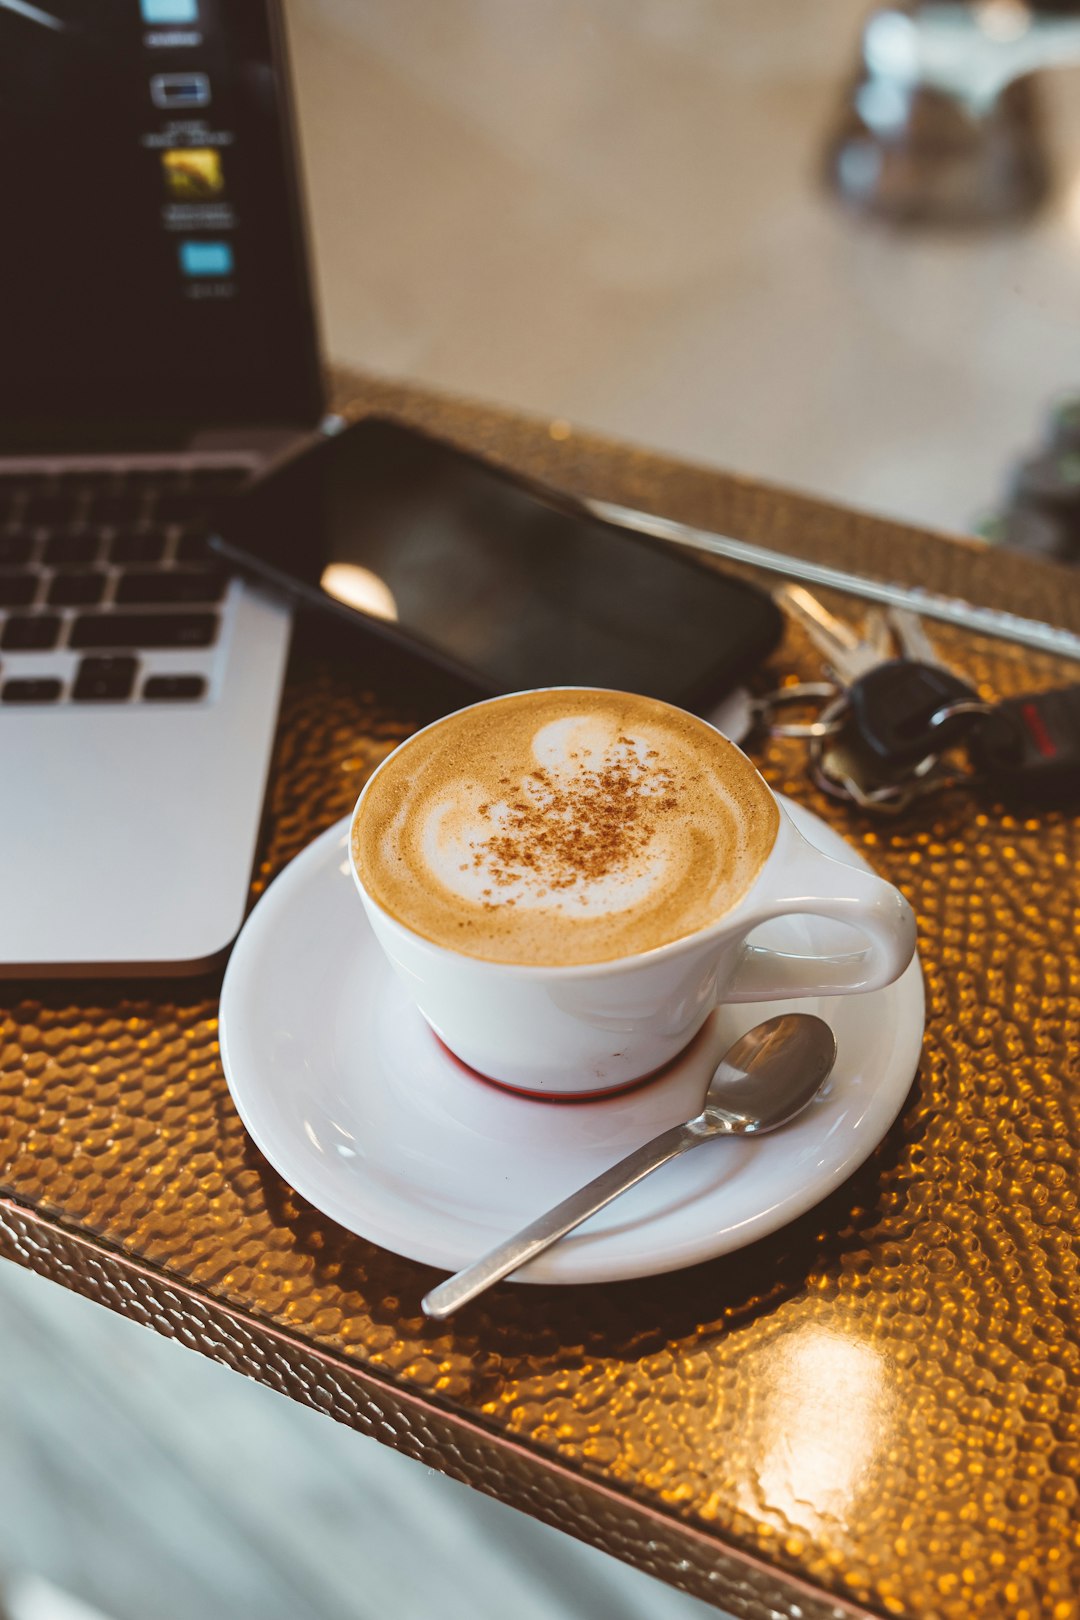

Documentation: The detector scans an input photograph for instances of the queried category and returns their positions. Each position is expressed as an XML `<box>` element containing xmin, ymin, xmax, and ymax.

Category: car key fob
<box><xmin>968</xmin><ymin>684</ymin><xmax>1080</xmax><ymax>804</ymax></box>
<box><xmin>847</xmin><ymin>659</ymin><xmax>985</xmax><ymax>767</ymax></box>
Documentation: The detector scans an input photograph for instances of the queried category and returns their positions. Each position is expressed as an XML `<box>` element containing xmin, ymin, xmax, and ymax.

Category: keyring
<box><xmin>928</xmin><ymin>697</ymin><xmax>994</xmax><ymax>732</ymax></box>
<box><xmin>752</xmin><ymin>682</ymin><xmax>845</xmax><ymax>740</ymax></box>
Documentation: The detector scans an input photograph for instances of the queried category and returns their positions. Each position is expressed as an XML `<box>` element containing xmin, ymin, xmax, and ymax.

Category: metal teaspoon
<box><xmin>421</xmin><ymin>1012</ymin><xmax>837</xmax><ymax>1318</ymax></box>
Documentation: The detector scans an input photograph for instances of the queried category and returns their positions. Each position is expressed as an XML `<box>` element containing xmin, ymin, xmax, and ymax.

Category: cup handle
<box><xmin>726</xmin><ymin>837</ymin><xmax>917</xmax><ymax>1002</ymax></box>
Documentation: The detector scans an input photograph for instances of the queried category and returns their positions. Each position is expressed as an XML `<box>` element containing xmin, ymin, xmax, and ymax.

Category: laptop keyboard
<box><xmin>0</xmin><ymin>464</ymin><xmax>249</xmax><ymax>704</ymax></box>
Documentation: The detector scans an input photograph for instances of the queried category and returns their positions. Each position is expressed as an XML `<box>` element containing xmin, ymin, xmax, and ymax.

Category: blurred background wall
<box><xmin>285</xmin><ymin>0</ymin><xmax>1080</xmax><ymax>534</ymax></box>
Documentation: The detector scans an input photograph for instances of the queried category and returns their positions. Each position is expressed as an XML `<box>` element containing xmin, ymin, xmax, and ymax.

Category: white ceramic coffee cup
<box><xmin>349</xmin><ymin>695</ymin><xmax>917</xmax><ymax>1097</ymax></box>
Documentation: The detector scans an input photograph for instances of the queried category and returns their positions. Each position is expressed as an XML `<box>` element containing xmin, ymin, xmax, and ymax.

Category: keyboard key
<box><xmin>47</xmin><ymin>570</ymin><xmax>107</xmax><ymax>607</ymax></box>
<box><xmin>189</xmin><ymin>465</ymin><xmax>249</xmax><ymax>492</ymax></box>
<box><xmin>115</xmin><ymin>566</ymin><xmax>227</xmax><ymax>605</ymax></box>
<box><xmin>142</xmin><ymin>674</ymin><xmax>207</xmax><ymax>702</ymax></box>
<box><xmin>1</xmin><ymin>613</ymin><xmax>62</xmax><ymax>651</ymax></box>
<box><xmin>108</xmin><ymin>527</ymin><xmax>168</xmax><ymax>565</ymax></box>
<box><xmin>43</xmin><ymin>531</ymin><xmax>102</xmax><ymax>567</ymax></box>
<box><xmin>1</xmin><ymin>677</ymin><xmax>63</xmax><ymax>704</ymax></box>
<box><xmin>175</xmin><ymin>528</ymin><xmax>211</xmax><ymax>562</ymax></box>
<box><xmin>0</xmin><ymin>573</ymin><xmax>36</xmax><ymax>607</ymax></box>
<box><xmin>66</xmin><ymin>471</ymin><xmax>121</xmax><ymax>494</ymax></box>
<box><xmin>0</xmin><ymin>532</ymin><xmax>35</xmax><ymax>567</ymax></box>
<box><xmin>72</xmin><ymin>655</ymin><xmax>137</xmax><ymax>702</ymax></box>
<box><xmin>154</xmin><ymin>489</ymin><xmax>206</xmax><ymax>522</ymax></box>
<box><xmin>22</xmin><ymin>492</ymin><xmax>78</xmax><ymax>525</ymax></box>
<box><xmin>88</xmin><ymin>493</ymin><xmax>145</xmax><ymax>525</ymax></box>
<box><xmin>70</xmin><ymin>611</ymin><xmax>219</xmax><ymax>649</ymax></box>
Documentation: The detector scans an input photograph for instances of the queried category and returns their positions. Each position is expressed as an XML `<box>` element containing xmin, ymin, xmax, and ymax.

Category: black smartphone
<box><xmin>211</xmin><ymin>416</ymin><xmax>782</xmax><ymax>712</ymax></box>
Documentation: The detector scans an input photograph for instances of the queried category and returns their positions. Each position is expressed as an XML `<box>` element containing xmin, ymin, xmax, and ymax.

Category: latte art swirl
<box><xmin>352</xmin><ymin>690</ymin><xmax>778</xmax><ymax>966</ymax></box>
<box><xmin>425</xmin><ymin>722</ymin><xmax>678</xmax><ymax>915</ymax></box>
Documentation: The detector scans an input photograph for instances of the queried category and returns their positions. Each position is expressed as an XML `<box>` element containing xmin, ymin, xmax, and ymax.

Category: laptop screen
<box><xmin>0</xmin><ymin>0</ymin><xmax>323</xmax><ymax>444</ymax></box>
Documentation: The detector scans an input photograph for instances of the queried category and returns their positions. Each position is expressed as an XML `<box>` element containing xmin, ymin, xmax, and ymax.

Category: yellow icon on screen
<box><xmin>161</xmin><ymin>147</ymin><xmax>224</xmax><ymax>200</ymax></box>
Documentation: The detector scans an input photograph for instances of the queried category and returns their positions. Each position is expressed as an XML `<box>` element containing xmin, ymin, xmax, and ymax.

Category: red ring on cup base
<box><xmin>431</xmin><ymin>1017</ymin><xmax>714</xmax><ymax>1104</ymax></box>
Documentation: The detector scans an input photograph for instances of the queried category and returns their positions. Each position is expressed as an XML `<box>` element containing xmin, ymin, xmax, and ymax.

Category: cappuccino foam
<box><xmin>352</xmin><ymin>689</ymin><xmax>778</xmax><ymax>966</ymax></box>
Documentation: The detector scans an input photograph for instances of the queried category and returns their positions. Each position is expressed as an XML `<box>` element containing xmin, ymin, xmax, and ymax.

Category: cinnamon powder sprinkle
<box><xmin>474</xmin><ymin>754</ymin><xmax>677</xmax><ymax>892</ymax></box>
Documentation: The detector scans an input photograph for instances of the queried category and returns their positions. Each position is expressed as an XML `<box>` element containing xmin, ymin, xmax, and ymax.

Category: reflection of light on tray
<box><xmin>320</xmin><ymin>563</ymin><xmax>398</xmax><ymax>620</ymax></box>
<box><xmin>734</xmin><ymin>1328</ymin><xmax>898</xmax><ymax>1537</ymax></box>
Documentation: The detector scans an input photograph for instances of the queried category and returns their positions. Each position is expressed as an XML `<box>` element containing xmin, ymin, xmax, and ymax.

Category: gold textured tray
<box><xmin>3</xmin><ymin>373</ymin><xmax>1079</xmax><ymax>1620</ymax></box>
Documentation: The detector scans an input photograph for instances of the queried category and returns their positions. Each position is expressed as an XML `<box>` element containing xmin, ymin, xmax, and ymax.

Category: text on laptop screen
<box><xmin>0</xmin><ymin>0</ymin><xmax>321</xmax><ymax>439</ymax></box>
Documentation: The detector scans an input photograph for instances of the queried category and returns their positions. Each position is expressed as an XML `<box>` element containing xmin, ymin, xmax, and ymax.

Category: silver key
<box><xmin>862</xmin><ymin>607</ymin><xmax>893</xmax><ymax>664</ymax></box>
<box><xmin>776</xmin><ymin>585</ymin><xmax>892</xmax><ymax>685</ymax></box>
<box><xmin>886</xmin><ymin>606</ymin><xmax>949</xmax><ymax>669</ymax></box>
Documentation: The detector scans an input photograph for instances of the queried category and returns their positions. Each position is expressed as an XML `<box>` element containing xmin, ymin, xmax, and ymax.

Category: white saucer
<box><xmin>219</xmin><ymin>800</ymin><xmax>924</xmax><ymax>1285</ymax></box>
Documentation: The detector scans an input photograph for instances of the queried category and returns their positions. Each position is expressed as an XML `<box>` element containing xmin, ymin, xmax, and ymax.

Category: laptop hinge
<box><xmin>0</xmin><ymin>416</ymin><xmax>327</xmax><ymax>458</ymax></box>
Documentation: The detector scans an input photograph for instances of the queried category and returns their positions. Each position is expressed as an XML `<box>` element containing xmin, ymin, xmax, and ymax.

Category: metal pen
<box><xmin>588</xmin><ymin>498</ymin><xmax>1080</xmax><ymax>665</ymax></box>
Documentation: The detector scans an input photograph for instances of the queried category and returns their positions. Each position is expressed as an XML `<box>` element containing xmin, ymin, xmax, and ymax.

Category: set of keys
<box><xmin>754</xmin><ymin>586</ymin><xmax>1080</xmax><ymax>814</ymax></box>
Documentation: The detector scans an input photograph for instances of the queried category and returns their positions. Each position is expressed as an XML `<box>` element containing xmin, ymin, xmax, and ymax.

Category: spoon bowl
<box><xmin>698</xmin><ymin>1013</ymin><xmax>837</xmax><ymax>1136</ymax></box>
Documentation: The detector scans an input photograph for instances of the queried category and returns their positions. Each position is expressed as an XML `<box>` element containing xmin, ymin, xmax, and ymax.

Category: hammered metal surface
<box><xmin>3</xmin><ymin>373</ymin><xmax>1080</xmax><ymax>1620</ymax></box>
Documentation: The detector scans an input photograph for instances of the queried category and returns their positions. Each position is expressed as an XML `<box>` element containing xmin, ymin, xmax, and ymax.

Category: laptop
<box><xmin>0</xmin><ymin>0</ymin><xmax>325</xmax><ymax>976</ymax></box>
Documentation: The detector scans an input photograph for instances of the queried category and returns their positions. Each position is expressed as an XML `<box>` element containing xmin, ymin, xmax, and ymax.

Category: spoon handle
<box><xmin>421</xmin><ymin>1121</ymin><xmax>706</xmax><ymax>1318</ymax></box>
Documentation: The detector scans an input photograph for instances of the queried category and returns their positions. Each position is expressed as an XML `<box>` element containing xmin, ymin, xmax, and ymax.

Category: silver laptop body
<box><xmin>0</xmin><ymin>0</ymin><xmax>323</xmax><ymax>976</ymax></box>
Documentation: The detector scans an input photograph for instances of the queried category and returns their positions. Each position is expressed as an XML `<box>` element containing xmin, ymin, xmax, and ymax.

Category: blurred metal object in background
<box><xmin>982</xmin><ymin>395</ymin><xmax>1080</xmax><ymax>564</ymax></box>
<box><xmin>826</xmin><ymin>2</ymin><xmax>1080</xmax><ymax>224</ymax></box>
